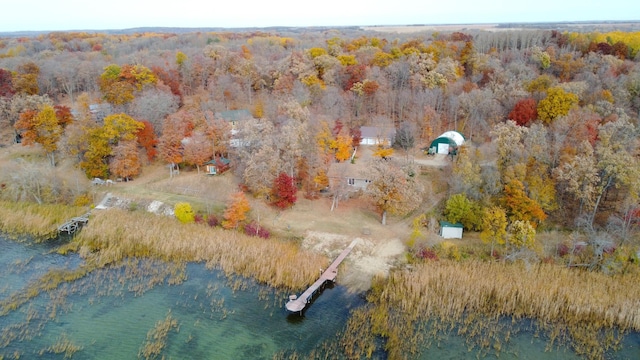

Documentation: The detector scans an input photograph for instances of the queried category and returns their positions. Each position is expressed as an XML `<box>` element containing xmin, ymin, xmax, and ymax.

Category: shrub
<box><xmin>244</xmin><ymin>222</ymin><xmax>270</xmax><ymax>239</ymax></box>
<box><xmin>415</xmin><ymin>246</ymin><xmax>438</xmax><ymax>261</ymax></box>
<box><xmin>436</xmin><ymin>241</ymin><xmax>462</xmax><ymax>261</ymax></box>
<box><xmin>194</xmin><ymin>214</ymin><xmax>204</xmax><ymax>224</ymax></box>
<box><xmin>174</xmin><ymin>202</ymin><xmax>194</xmax><ymax>224</ymax></box>
<box><xmin>557</xmin><ymin>243</ymin><xmax>570</xmax><ymax>257</ymax></box>
<box><xmin>207</xmin><ymin>215</ymin><xmax>219</xmax><ymax>227</ymax></box>
<box><xmin>73</xmin><ymin>194</ymin><xmax>92</xmax><ymax>207</ymax></box>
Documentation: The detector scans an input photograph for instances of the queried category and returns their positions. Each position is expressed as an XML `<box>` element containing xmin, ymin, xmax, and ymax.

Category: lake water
<box><xmin>0</xmin><ymin>235</ymin><xmax>638</xmax><ymax>359</ymax></box>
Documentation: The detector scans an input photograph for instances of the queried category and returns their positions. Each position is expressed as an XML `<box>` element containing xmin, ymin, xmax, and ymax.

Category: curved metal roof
<box><xmin>436</xmin><ymin>131</ymin><xmax>465</xmax><ymax>146</ymax></box>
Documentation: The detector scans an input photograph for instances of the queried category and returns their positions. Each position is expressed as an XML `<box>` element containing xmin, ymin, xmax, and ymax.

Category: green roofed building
<box><xmin>428</xmin><ymin>131</ymin><xmax>465</xmax><ymax>155</ymax></box>
<box><xmin>440</xmin><ymin>220</ymin><xmax>463</xmax><ymax>239</ymax></box>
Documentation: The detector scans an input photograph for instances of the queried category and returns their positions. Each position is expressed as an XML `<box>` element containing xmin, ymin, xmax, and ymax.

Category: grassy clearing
<box><xmin>67</xmin><ymin>208</ymin><xmax>329</xmax><ymax>290</ymax></box>
<box><xmin>342</xmin><ymin>260</ymin><xmax>640</xmax><ymax>359</ymax></box>
<box><xmin>0</xmin><ymin>201</ymin><xmax>88</xmax><ymax>241</ymax></box>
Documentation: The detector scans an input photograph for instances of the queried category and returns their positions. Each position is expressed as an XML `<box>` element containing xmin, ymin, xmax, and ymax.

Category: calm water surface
<box><xmin>0</xmin><ymin>235</ymin><xmax>638</xmax><ymax>359</ymax></box>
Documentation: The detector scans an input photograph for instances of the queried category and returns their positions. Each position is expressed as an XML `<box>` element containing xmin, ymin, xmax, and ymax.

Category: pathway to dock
<box><xmin>57</xmin><ymin>193</ymin><xmax>113</xmax><ymax>235</ymax></box>
<box><xmin>285</xmin><ymin>239</ymin><xmax>358</xmax><ymax>313</ymax></box>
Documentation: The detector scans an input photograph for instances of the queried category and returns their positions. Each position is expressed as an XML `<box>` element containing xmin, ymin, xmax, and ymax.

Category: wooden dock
<box><xmin>285</xmin><ymin>239</ymin><xmax>358</xmax><ymax>313</ymax></box>
<box><xmin>57</xmin><ymin>213</ymin><xmax>90</xmax><ymax>234</ymax></box>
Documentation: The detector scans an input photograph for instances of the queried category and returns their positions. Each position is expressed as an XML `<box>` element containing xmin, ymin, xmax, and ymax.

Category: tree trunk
<box><xmin>48</xmin><ymin>152</ymin><xmax>56</xmax><ymax>167</ymax></box>
<box><xmin>590</xmin><ymin>176</ymin><xmax>613</xmax><ymax>228</ymax></box>
<box><xmin>381</xmin><ymin>210</ymin><xmax>387</xmax><ymax>225</ymax></box>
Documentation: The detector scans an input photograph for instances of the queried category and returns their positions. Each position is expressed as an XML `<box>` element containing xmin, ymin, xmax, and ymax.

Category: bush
<box><xmin>244</xmin><ymin>222</ymin><xmax>270</xmax><ymax>239</ymax></box>
<box><xmin>414</xmin><ymin>246</ymin><xmax>438</xmax><ymax>261</ymax></box>
<box><xmin>194</xmin><ymin>214</ymin><xmax>204</xmax><ymax>224</ymax></box>
<box><xmin>207</xmin><ymin>215</ymin><xmax>219</xmax><ymax>227</ymax></box>
<box><xmin>557</xmin><ymin>243</ymin><xmax>570</xmax><ymax>257</ymax></box>
<box><xmin>174</xmin><ymin>202</ymin><xmax>194</xmax><ymax>224</ymax></box>
<box><xmin>73</xmin><ymin>194</ymin><xmax>92</xmax><ymax>207</ymax></box>
<box><xmin>435</xmin><ymin>241</ymin><xmax>462</xmax><ymax>261</ymax></box>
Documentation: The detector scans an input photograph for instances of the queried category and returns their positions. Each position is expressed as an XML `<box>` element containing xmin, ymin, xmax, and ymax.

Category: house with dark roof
<box><xmin>205</xmin><ymin>157</ymin><xmax>231</xmax><ymax>175</ymax></box>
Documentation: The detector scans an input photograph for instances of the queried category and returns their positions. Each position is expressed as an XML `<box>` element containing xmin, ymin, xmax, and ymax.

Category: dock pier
<box><xmin>285</xmin><ymin>239</ymin><xmax>358</xmax><ymax>313</ymax></box>
<box><xmin>57</xmin><ymin>213</ymin><xmax>90</xmax><ymax>234</ymax></box>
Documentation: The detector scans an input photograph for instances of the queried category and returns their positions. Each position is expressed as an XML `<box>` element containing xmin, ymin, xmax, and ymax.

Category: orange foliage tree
<box><xmin>222</xmin><ymin>191</ymin><xmax>251</xmax><ymax>230</ymax></box>
<box><xmin>14</xmin><ymin>104</ymin><xmax>64</xmax><ymax>166</ymax></box>
<box><xmin>502</xmin><ymin>179</ymin><xmax>547</xmax><ymax>227</ymax></box>
<box><xmin>108</xmin><ymin>140</ymin><xmax>141</xmax><ymax>181</ymax></box>
<box><xmin>136</xmin><ymin>120</ymin><xmax>158</xmax><ymax>161</ymax></box>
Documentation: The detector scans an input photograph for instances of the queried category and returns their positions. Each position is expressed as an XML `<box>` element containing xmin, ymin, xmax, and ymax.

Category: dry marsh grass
<box><xmin>0</xmin><ymin>201</ymin><xmax>87</xmax><ymax>240</ymax></box>
<box><xmin>70</xmin><ymin>208</ymin><xmax>329</xmax><ymax>290</ymax></box>
<box><xmin>346</xmin><ymin>260</ymin><xmax>640</xmax><ymax>359</ymax></box>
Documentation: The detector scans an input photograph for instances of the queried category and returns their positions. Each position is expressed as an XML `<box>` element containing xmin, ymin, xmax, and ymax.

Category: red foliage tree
<box><xmin>54</xmin><ymin>105</ymin><xmax>73</xmax><ymax>127</ymax></box>
<box><xmin>349</xmin><ymin>126</ymin><xmax>362</xmax><ymax>147</ymax></box>
<box><xmin>151</xmin><ymin>65</ymin><xmax>183</xmax><ymax>104</ymax></box>
<box><xmin>136</xmin><ymin>120</ymin><xmax>158</xmax><ymax>161</ymax></box>
<box><xmin>332</xmin><ymin>119</ymin><xmax>344</xmax><ymax>137</ymax></box>
<box><xmin>0</xmin><ymin>69</ymin><xmax>15</xmax><ymax>98</ymax></box>
<box><xmin>271</xmin><ymin>172</ymin><xmax>297</xmax><ymax>209</ymax></box>
<box><xmin>343</xmin><ymin>64</ymin><xmax>366</xmax><ymax>91</ymax></box>
<box><xmin>362</xmin><ymin>80</ymin><xmax>379</xmax><ymax>96</ymax></box>
<box><xmin>508</xmin><ymin>98</ymin><xmax>538</xmax><ymax>126</ymax></box>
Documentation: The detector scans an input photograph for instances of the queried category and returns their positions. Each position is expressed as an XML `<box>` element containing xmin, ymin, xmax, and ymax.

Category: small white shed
<box><xmin>440</xmin><ymin>221</ymin><xmax>463</xmax><ymax>239</ymax></box>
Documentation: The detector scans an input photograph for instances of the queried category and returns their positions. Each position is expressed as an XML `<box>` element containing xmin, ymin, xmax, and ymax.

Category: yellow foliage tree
<box><xmin>480</xmin><ymin>206</ymin><xmax>508</xmax><ymax>257</ymax></box>
<box><xmin>373</xmin><ymin>145</ymin><xmax>394</xmax><ymax>160</ymax></box>
<box><xmin>313</xmin><ymin>169</ymin><xmax>329</xmax><ymax>190</ymax></box>
<box><xmin>537</xmin><ymin>87</ymin><xmax>579</xmax><ymax>124</ymax></box>
<box><xmin>371</xmin><ymin>51</ymin><xmax>394</xmax><ymax>67</ymax></box>
<box><xmin>308</xmin><ymin>47</ymin><xmax>327</xmax><ymax>58</ymax></box>
<box><xmin>337</xmin><ymin>54</ymin><xmax>357</xmax><ymax>66</ymax></box>
<box><xmin>507</xmin><ymin>220</ymin><xmax>536</xmax><ymax>250</ymax></box>
<box><xmin>333</xmin><ymin>134</ymin><xmax>353</xmax><ymax>162</ymax></box>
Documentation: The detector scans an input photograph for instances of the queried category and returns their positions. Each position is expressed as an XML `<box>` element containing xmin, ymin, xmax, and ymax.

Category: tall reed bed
<box><xmin>71</xmin><ymin>208</ymin><xmax>328</xmax><ymax>290</ymax></box>
<box><xmin>0</xmin><ymin>201</ymin><xmax>87</xmax><ymax>241</ymax></box>
<box><xmin>344</xmin><ymin>260</ymin><xmax>640</xmax><ymax>359</ymax></box>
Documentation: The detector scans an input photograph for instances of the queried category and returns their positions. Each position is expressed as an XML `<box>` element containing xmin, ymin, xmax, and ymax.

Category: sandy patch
<box><xmin>303</xmin><ymin>231</ymin><xmax>406</xmax><ymax>292</ymax></box>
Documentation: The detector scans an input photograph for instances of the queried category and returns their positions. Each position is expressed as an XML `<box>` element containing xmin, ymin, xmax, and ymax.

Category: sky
<box><xmin>2</xmin><ymin>0</ymin><xmax>638</xmax><ymax>32</ymax></box>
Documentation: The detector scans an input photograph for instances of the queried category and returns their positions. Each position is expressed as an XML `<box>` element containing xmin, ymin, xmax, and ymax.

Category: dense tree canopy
<box><xmin>1</xmin><ymin>26</ymin><xmax>639</xmax><ymax>242</ymax></box>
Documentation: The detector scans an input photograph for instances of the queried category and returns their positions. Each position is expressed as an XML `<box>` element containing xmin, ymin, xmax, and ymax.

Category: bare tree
<box><xmin>366</xmin><ymin>159</ymin><xmax>423</xmax><ymax>225</ymax></box>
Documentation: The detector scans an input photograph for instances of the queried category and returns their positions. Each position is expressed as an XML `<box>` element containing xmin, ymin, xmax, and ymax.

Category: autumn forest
<box><xmin>1</xmin><ymin>25</ymin><xmax>640</xmax><ymax>359</ymax></box>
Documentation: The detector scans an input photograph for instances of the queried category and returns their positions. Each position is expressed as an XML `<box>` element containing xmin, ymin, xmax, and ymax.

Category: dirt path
<box><xmin>302</xmin><ymin>231</ymin><xmax>406</xmax><ymax>292</ymax></box>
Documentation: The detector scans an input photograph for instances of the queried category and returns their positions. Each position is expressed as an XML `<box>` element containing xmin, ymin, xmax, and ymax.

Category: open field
<box><xmin>362</xmin><ymin>21</ymin><xmax>640</xmax><ymax>33</ymax></box>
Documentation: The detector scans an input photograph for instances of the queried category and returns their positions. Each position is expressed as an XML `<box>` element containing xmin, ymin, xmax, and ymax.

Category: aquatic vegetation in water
<box><xmin>38</xmin><ymin>333</ymin><xmax>82</xmax><ymax>359</ymax></box>
<box><xmin>338</xmin><ymin>260</ymin><xmax>640</xmax><ymax>359</ymax></box>
<box><xmin>138</xmin><ymin>311</ymin><xmax>179</xmax><ymax>360</ymax></box>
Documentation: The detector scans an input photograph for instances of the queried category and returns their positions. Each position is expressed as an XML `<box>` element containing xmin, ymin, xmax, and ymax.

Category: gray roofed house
<box><xmin>359</xmin><ymin>126</ymin><xmax>396</xmax><ymax>146</ymax></box>
<box><xmin>215</xmin><ymin>109</ymin><xmax>253</xmax><ymax>127</ymax></box>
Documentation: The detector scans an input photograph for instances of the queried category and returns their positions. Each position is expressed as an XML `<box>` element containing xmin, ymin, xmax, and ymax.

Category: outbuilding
<box><xmin>428</xmin><ymin>131</ymin><xmax>465</xmax><ymax>155</ymax></box>
<box><xmin>440</xmin><ymin>221</ymin><xmax>463</xmax><ymax>239</ymax></box>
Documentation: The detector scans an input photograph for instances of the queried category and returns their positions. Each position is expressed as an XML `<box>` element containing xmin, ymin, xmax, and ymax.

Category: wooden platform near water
<box><xmin>57</xmin><ymin>213</ymin><xmax>90</xmax><ymax>234</ymax></box>
<box><xmin>285</xmin><ymin>239</ymin><xmax>358</xmax><ymax>313</ymax></box>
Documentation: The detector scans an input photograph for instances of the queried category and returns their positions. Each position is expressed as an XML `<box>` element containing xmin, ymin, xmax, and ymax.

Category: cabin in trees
<box><xmin>327</xmin><ymin>159</ymin><xmax>371</xmax><ymax>193</ymax></box>
<box><xmin>426</xmin><ymin>131</ymin><xmax>465</xmax><ymax>155</ymax></box>
<box><xmin>205</xmin><ymin>157</ymin><xmax>230</xmax><ymax>175</ymax></box>
<box><xmin>440</xmin><ymin>221</ymin><xmax>463</xmax><ymax>239</ymax></box>
<box><xmin>359</xmin><ymin>126</ymin><xmax>396</xmax><ymax>146</ymax></box>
